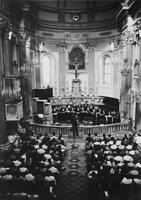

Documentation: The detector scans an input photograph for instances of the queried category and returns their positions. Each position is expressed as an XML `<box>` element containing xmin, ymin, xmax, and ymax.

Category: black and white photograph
<box><xmin>0</xmin><ymin>0</ymin><xmax>141</xmax><ymax>200</ymax></box>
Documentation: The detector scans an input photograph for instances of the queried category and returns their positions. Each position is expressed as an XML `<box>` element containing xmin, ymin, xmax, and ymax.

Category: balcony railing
<box><xmin>83</xmin><ymin>122</ymin><xmax>131</xmax><ymax>135</ymax></box>
<box><xmin>29</xmin><ymin>122</ymin><xmax>132</xmax><ymax>136</ymax></box>
<box><xmin>30</xmin><ymin>123</ymin><xmax>70</xmax><ymax>136</ymax></box>
<box><xmin>0</xmin><ymin>122</ymin><xmax>132</xmax><ymax>152</ymax></box>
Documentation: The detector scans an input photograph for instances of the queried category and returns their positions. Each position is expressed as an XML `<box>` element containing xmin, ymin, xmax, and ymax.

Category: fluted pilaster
<box><xmin>18</xmin><ymin>28</ymin><xmax>31</xmax><ymax>117</ymax></box>
<box><xmin>0</xmin><ymin>22</ymin><xmax>8</xmax><ymax>144</ymax></box>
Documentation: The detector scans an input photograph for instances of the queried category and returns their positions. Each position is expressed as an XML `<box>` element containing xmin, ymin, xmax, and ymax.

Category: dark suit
<box><xmin>71</xmin><ymin>114</ymin><xmax>79</xmax><ymax>137</ymax></box>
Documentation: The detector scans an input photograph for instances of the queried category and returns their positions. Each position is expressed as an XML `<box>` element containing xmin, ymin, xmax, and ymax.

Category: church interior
<box><xmin>1</xmin><ymin>0</ymin><xmax>141</xmax><ymax>200</ymax></box>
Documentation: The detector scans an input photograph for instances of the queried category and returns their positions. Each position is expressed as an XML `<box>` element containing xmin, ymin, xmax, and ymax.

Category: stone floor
<box><xmin>56</xmin><ymin>137</ymin><xmax>88</xmax><ymax>200</ymax></box>
<box><xmin>56</xmin><ymin>134</ymin><xmax>141</xmax><ymax>200</ymax></box>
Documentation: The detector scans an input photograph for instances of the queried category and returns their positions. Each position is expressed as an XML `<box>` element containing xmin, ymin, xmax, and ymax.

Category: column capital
<box><xmin>84</xmin><ymin>38</ymin><xmax>95</xmax><ymax>51</ymax></box>
<box><xmin>111</xmin><ymin>39</ymin><xmax>122</xmax><ymax>49</ymax></box>
<box><xmin>84</xmin><ymin>42</ymin><xmax>95</xmax><ymax>51</ymax></box>
<box><xmin>18</xmin><ymin>29</ymin><xmax>30</xmax><ymax>45</ymax></box>
<box><xmin>33</xmin><ymin>39</ymin><xmax>43</xmax><ymax>52</ymax></box>
<box><xmin>84</xmin><ymin>38</ymin><xmax>96</xmax><ymax>51</ymax></box>
<box><xmin>57</xmin><ymin>41</ymin><xmax>68</xmax><ymax>51</ymax></box>
<box><xmin>120</xmin><ymin>29</ymin><xmax>136</xmax><ymax>46</ymax></box>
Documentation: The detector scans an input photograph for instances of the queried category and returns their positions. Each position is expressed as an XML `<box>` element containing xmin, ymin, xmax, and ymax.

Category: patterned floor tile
<box><xmin>68</xmin><ymin>163</ymin><xmax>79</xmax><ymax>169</ymax></box>
<box><xmin>69</xmin><ymin>158</ymin><xmax>80</xmax><ymax>163</ymax></box>
<box><xmin>56</xmin><ymin>138</ymin><xmax>88</xmax><ymax>200</ymax></box>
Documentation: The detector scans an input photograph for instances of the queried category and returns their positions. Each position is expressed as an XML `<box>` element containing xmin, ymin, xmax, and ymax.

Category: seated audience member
<box><xmin>58</xmin><ymin>134</ymin><xmax>65</xmax><ymax>145</ymax></box>
<box><xmin>85</xmin><ymin>133</ymin><xmax>93</xmax><ymax>143</ymax></box>
<box><xmin>50</xmin><ymin>132</ymin><xmax>58</xmax><ymax>143</ymax></box>
<box><xmin>0</xmin><ymin>126</ymin><xmax>66</xmax><ymax>200</ymax></box>
<box><xmin>85</xmin><ymin>131</ymin><xmax>140</xmax><ymax>199</ymax></box>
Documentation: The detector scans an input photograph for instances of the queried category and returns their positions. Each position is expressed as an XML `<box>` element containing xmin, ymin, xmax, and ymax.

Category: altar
<box><xmin>72</xmin><ymin>78</ymin><xmax>81</xmax><ymax>96</ymax></box>
<box><xmin>68</xmin><ymin>56</ymin><xmax>85</xmax><ymax>97</ymax></box>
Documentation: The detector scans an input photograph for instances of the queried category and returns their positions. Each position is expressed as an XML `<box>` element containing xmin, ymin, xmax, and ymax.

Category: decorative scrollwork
<box><xmin>0</xmin><ymin>17</ymin><xmax>13</xmax><ymax>38</ymax></box>
<box><xmin>84</xmin><ymin>42</ymin><xmax>95</xmax><ymax>51</ymax></box>
<box><xmin>0</xmin><ymin>16</ymin><xmax>9</xmax><ymax>29</ymax></box>
<box><xmin>18</xmin><ymin>29</ymin><xmax>29</xmax><ymax>44</ymax></box>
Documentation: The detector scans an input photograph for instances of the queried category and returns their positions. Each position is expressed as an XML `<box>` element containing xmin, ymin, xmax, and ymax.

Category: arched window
<box><xmin>41</xmin><ymin>54</ymin><xmax>55</xmax><ymax>89</ymax></box>
<box><xmin>103</xmin><ymin>56</ymin><xmax>112</xmax><ymax>84</ymax></box>
<box><xmin>42</xmin><ymin>55</ymin><xmax>50</xmax><ymax>88</ymax></box>
<box><xmin>9</xmin><ymin>36</ymin><xmax>19</xmax><ymax>74</ymax></box>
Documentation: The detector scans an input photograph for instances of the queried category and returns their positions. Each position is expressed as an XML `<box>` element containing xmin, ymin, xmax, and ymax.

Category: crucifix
<box><xmin>71</xmin><ymin>57</ymin><xmax>82</xmax><ymax>79</ymax></box>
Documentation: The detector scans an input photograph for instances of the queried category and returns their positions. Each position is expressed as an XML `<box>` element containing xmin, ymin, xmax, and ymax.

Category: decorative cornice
<box><xmin>84</xmin><ymin>41</ymin><xmax>95</xmax><ymax>51</ymax></box>
<box><xmin>18</xmin><ymin>29</ymin><xmax>30</xmax><ymax>44</ymax></box>
<box><xmin>37</xmin><ymin>18</ymin><xmax>117</xmax><ymax>32</ymax></box>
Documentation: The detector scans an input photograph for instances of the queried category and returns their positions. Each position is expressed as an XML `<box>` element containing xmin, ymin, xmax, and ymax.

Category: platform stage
<box><xmin>32</xmin><ymin>95</ymin><xmax>120</xmax><ymax>125</ymax></box>
<box><xmin>71</xmin><ymin>78</ymin><xmax>81</xmax><ymax>97</ymax></box>
<box><xmin>51</xmin><ymin>96</ymin><xmax>120</xmax><ymax>125</ymax></box>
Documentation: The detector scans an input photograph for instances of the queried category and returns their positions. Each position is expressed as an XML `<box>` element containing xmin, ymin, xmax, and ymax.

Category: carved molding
<box><xmin>84</xmin><ymin>42</ymin><xmax>95</xmax><ymax>51</ymax></box>
<box><xmin>0</xmin><ymin>16</ymin><xmax>8</xmax><ymax>29</ymax></box>
<box><xmin>57</xmin><ymin>41</ymin><xmax>68</xmax><ymax>51</ymax></box>
<box><xmin>0</xmin><ymin>16</ymin><xmax>12</xmax><ymax>36</ymax></box>
<box><xmin>112</xmin><ymin>28</ymin><xmax>140</xmax><ymax>49</ymax></box>
<box><xmin>121</xmin><ymin>30</ymin><xmax>136</xmax><ymax>46</ymax></box>
<box><xmin>0</xmin><ymin>16</ymin><xmax>32</xmax><ymax>47</ymax></box>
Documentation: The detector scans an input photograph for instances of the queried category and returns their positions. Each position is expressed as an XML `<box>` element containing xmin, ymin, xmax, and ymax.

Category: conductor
<box><xmin>71</xmin><ymin>113</ymin><xmax>79</xmax><ymax>137</ymax></box>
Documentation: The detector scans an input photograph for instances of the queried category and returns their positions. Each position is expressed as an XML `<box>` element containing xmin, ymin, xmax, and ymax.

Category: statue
<box><xmin>71</xmin><ymin>57</ymin><xmax>82</xmax><ymax>79</ymax></box>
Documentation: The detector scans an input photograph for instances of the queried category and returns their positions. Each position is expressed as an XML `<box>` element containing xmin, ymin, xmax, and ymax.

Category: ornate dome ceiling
<box><xmin>31</xmin><ymin>0</ymin><xmax>120</xmax><ymax>30</ymax></box>
<box><xmin>20</xmin><ymin>0</ymin><xmax>136</xmax><ymax>42</ymax></box>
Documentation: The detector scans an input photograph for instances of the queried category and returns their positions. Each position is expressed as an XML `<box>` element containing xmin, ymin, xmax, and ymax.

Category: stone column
<box><xmin>120</xmin><ymin>68</ymin><xmax>132</xmax><ymax>121</ymax></box>
<box><xmin>87</xmin><ymin>46</ymin><xmax>95</xmax><ymax>95</ymax></box>
<box><xmin>32</xmin><ymin>44</ymin><xmax>40</xmax><ymax>89</ymax></box>
<box><xmin>112</xmin><ymin>49</ymin><xmax>121</xmax><ymax>99</ymax></box>
<box><xmin>18</xmin><ymin>31</ymin><xmax>30</xmax><ymax>117</ymax></box>
<box><xmin>58</xmin><ymin>44</ymin><xmax>67</xmax><ymax>96</ymax></box>
<box><xmin>3</xmin><ymin>31</ymin><xmax>10</xmax><ymax>75</ymax></box>
<box><xmin>131</xmin><ymin>76</ymin><xmax>140</xmax><ymax>128</ymax></box>
<box><xmin>113</xmin><ymin>62</ymin><xmax>119</xmax><ymax>98</ymax></box>
<box><xmin>0</xmin><ymin>25</ymin><xmax>8</xmax><ymax>144</ymax></box>
<box><xmin>135</xmin><ymin>40</ymin><xmax>141</xmax><ymax>130</ymax></box>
